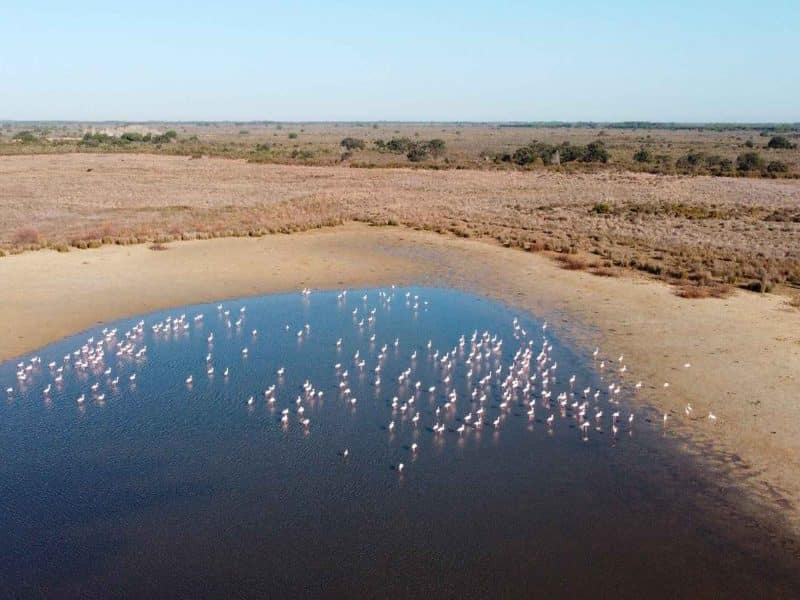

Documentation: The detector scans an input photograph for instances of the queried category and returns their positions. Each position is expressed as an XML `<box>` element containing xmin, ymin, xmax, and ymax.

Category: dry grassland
<box><xmin>1</xmin><ymin>153</ymin><xmax>798</xmax><ymax>298</ymax></box>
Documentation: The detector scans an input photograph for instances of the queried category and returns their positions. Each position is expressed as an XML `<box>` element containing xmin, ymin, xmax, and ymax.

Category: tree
<box><xmin>736</xmin><ymin>152</ymin><xmax>764</xmax><ymax>172</ymax></box>
<box><xmin>767</xmin><ymin>135</ymin><xmax>795</xmax><ymax>149</ymax></box>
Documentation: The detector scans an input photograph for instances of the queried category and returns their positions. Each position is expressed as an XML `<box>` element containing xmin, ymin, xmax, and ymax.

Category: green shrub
<box><xmin>558</xmin><ymin>142</ymin><xmax>584</xmax><ymax>163</ymax></box>
<box><xmin>384</xmin><ymin>137</ymin><xmax>413</xmax><ymax>153</ymax></box>
<box><xmin>406</xmin><ymin>143</ymin><xmax>429</xmax><ymax>162</ymax></box>
<box><xmin>767</xmin><ymin>135</ymin><xmax>795</xmax><ymax>149</ymax></box>
<box><xmin>512</xmin><ymin>146</ymin><xmax>537</xmax><ymax>166</ymax></box>
<box><xmin>340</xmin><ymin>137</ymin><xmax>365</xmax><ymax>151</ymax></box>
<box><xmin>736</xmin><ymin>151</ymin><xmax>764</xmax><ymax>172</ymax></box>
<box><xmin>509</xmin><ymin>140</ymin><xmax>606</xmax><ymax>166</ymax></box>
<box><xmin>288</xmin><ymin>132</ymin><xmax>298</xmax><ymax>139</ymax></box>
<box><xmin>582</xmin><ymin>141</ymin><xmax>609</xmax><ymax>163</ymax></box>
<box><xmin>12</xmin><ymin>131</ymin><xmax>37</xmax><ymax>143</ymax></box>
<box><xmin>150</xmin><ymin>130</ymin><xmax>178</xmax><ymax>144</ymax></box>
<box><xmin>591</xmin><ymin>202</ymin><xmax>613</xmax><ymax>214</ymax></box>
<box><xmin>120</xmin><ymin>132</ymin><xmax>144</xmax><ymax>142</ymax></box>
<box><xmin>427</xmin><ymin>138</ymin><xmax>446</xmax><ymax>158</ymax></box>
<box><xmin>676</xmin><ymin>151</ymin><xmax>707</xmax><ymax>170</ymax></box>
<box><xmin>290</xmin><ymin>149</ymin><xmax>313</xmax><ymax>159</ymax></box>
<box><xmin>80</xmin><ymin>132</ymin><xmax>117</xmax><ymax>146</ymax></box>
<box><xmin>767</xmin><ymin>160</ymin><xmax>789</xmax><ymax>173</ymax></box>
<box><xmin>633</xmin><ymin>147</ymin><xmax>652</xmax><ymax>163</ymax></box>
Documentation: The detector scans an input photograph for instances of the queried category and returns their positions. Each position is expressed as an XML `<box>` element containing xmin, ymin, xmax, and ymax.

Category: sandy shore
<box><xmin>2</xmin><ymin>223</ymin><xmax>799</xmax><ymax>532</ymax></box>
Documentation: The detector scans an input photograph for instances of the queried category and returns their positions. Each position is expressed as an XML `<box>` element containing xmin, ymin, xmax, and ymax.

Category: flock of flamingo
<box><xmin>3</xmin><ymin>286</ymin><xmax>715</xmax><ymax>474</ymax></box>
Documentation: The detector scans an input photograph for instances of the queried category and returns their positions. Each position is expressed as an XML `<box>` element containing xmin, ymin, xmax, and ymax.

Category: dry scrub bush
<box><xmin>675</xmin><ymin>284</ymin><xmax>731</xmax><ymax>299</ymax></box>
<box><xmin>590</xmin><ymin>267</ymin><xmax>617</xmax><ymax>277</ymax></box>
<box><xmin>555</xmin><ymin>255</ymin><xmax>589</xmax><ymax>270</ymax></box>
<box><xmin>13</xmin><ymin>227</ymin><xmax>41</xmax><ymax>245</ymax></box>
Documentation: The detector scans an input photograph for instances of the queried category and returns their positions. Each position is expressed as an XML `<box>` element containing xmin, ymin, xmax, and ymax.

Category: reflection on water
<box><xmin>1</xmin><ymin>287</ymin><xmax>798</xmax><ymax>598</ymax></box>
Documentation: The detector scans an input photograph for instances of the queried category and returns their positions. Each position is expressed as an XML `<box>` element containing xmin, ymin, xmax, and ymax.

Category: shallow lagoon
<box><xmin>1</xmin><ymin>287</ymin><xmax>798</xmax><ymax>598</ymax></box>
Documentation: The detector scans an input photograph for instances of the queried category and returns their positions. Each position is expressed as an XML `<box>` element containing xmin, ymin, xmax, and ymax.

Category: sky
<box><xmin>1</xmin><ymin>0</ymin><xmax>798</xmax><ymax>122</ymax></box>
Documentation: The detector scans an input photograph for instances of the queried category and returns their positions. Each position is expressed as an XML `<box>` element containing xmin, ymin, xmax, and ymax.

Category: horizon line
<box><xmin>3</xmin><ymin>119</ymin><xmax>800</xmax><ymax>128</ymax></box>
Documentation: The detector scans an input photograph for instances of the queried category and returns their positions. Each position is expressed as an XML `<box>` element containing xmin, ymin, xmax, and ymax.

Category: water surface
<box><xmin>1</xmin><ymin>287</ymin><xmax>797</xmax><ymax>598</ymax></box>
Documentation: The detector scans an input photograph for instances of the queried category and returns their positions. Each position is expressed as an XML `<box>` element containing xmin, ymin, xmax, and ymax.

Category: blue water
<box><xmin>1</xmin><ymin>287</ymin><xmax>797</xmax><ymax>598</ymax></box>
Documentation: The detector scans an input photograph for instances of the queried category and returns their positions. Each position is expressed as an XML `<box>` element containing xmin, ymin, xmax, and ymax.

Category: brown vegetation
<box><xmin>555</xmin><ymin>254</ymin><xmax>590</xmax><ymax>270</ymax></box>
<box><xmin>0</xmin><ymin>153</ymin><xmax>799</xmax><ymax>297</ymax></box>
<box><xmin>675</xmin><ymin>284</ymin><xmax>732</xmax><ymax>299</ymax></box>
<box><xmin>12</xmin><ymin>227</ymin><xmax>41</xmax><ymax>245</ymax></box>
<box><xmin>590</xmin><ymin>266</ymin><xmax>618</xmax><ymax>277</ymax></box>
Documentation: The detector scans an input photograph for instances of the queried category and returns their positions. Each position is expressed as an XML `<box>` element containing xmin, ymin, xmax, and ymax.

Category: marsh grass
<box><xmin>1</xmin><ymin>154</ymin><xmax>798</xmax><ymax>300</ymax></box>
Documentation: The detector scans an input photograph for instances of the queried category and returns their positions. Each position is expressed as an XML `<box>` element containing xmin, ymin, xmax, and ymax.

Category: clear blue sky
<box><xmin>1</xmin><ymin>0</ymin><xmax>797</xmax><ymax>122</ymax></box>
